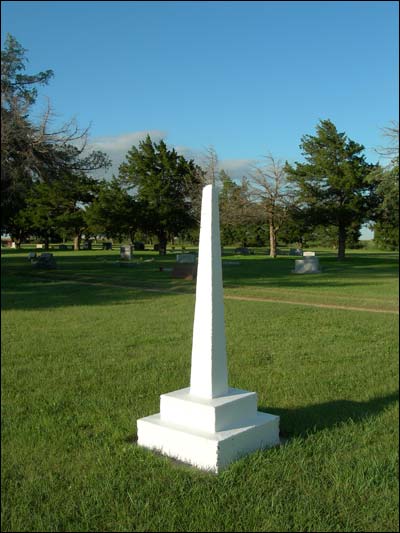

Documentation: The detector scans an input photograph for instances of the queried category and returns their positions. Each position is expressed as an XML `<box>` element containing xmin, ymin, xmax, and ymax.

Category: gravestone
<box><xmin>134</xmin><ymin>241</ymin><xmax>145</xmax><ymax>251</ymax></box>
<box><xmin>176</xmin><ymin>253</ymin><xmax>196</xmax><ymax>264</ymax></box>
<box><xmin>293</xmin><ymin>257</ymin><xmax>321</xmax><ymax>274</ymax></box>
<box><xmin>234</xmin><ymin>247</ymin><xmax>253</xmax><ymax>255</ymax></box>
<box><xmin>33</xmin><ymin>253</ymin><xmax>57</xmax><ymax>269</ymax></box>
<box><xmin>303</xmin><ymin>251</ymin><xmax>316</xmax><ymax>257</ymax></box>
<box><xmin>120</xmin><ymin>246</ymin><xmax>131</xmax><ymax>260</ymax></box>
<box><xmin>137</xmin><ymin>184</ymin><xmax>280</xmax><ymax>472</ymax></box>
<box><xmin>102</xmin><ymin>242</ymin><xmax>112</xmax><ymax>250</ymax></box>
<box><xmin>36</xmin><ymin>244</ymin><xmax>44</xmax><ymax>249</ymax></box>
<box><xmin>171</xmin><ymin>263</ymin><xmax>197</xmax><ymax>280</ymax></box>
<box><xmin>83</xmin><ymin>241</ymin><xmax>92</xmax><ymax>250</ymax></box>
<box><xmin>290</xmin><ymin>248</ymin><xmax>303</xmax><ymax>256</ymax></box>
<box><xmin>59</xmin><ymin>244</ymin><xmax>68</xmax><ymax>250</ymax></box>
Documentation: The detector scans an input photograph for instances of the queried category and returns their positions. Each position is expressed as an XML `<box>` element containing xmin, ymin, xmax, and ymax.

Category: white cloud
<box><xmin>88</xmin><ymin>129</ymin><xmax>167</xmax><ymax>178</ymax></box>
<box><xmin>218</xmin><ymin>158</ymin><xmax>256</xmax><ymax>181</ymax></box>
<box><xmin>86</xmin><ymin>130</ymin><xmax>256</xmax><ymax>182</ymax></box>
<box><xmin>174</xmin><ymin>145</ymin><xmax>256</xmax><ymax>181</ymax></box>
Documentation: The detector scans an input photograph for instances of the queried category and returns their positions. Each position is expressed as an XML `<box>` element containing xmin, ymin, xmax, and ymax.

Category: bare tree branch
<box><xmin>248</xmin><ymin>153</ymin><xmax>296</xmax><ymax>256</ymax></box>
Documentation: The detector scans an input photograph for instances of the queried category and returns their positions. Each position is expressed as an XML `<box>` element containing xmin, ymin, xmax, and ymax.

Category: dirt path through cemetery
<box><xmin>224</xmin><ymin>294</ymin><xmax>399</xmax><ymax>314</ymax></box>
<box><xmin>34</xmin><ymin>276</ymin><xmax>398</xmax><ymax>315</ymax></box>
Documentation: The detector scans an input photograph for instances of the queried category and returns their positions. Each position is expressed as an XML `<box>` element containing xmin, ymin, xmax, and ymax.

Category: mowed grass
<box><xmin>1</xmin><ymin>247</ymin><xmax>399</xmax><ymax>532</ymax></box>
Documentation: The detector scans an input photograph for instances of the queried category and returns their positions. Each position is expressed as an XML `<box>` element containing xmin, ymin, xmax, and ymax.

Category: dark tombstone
<box><xmin>134</xmin><ymin>241</ymin><xmax>145</xmax><ymax>251</ymax></box>
<box><xmin>83</xmin><ymin>241</ymin><xmax>92</xmax><ymax>250</ymax></box>
<box><xmin>59</xmin><ymin>244</ymin><xmax>68</xmax><ymax>250</ymax></box>
<box><xmin>33</xmin><ymin>253</ymin><xmax>57</xmax><ymax>269</ymax></box>
<box><xmin>102</xmin><ymin>242</ymin><xmax>113</xmax><ymax>250</ymax></box>
<box><xmin>153</xmin><ymin>244</ymin><xmax>160</xmax><ymax>252</ymax></box>
<box><xmin>171</xmin><ymin>263</ymin><xmax>197</xmax><ymax>280</ymax></box>
<box><xmin>234</xmin><ymin>247</ymin><xmax>254</xmax><ymax>255</ymax></box>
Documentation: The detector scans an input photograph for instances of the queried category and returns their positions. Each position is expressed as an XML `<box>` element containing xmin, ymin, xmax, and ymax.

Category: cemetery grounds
<box><xmin>1</xmin><ymin>246</ymin><xmax>399</xmax><ymax>532</ymax></box>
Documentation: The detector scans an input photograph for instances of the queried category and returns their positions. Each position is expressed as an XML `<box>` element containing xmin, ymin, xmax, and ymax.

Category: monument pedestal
<box><xmin>137</xmin><ymin>387</ymin><xmax>279</xmax><ymax>472</ymax></box>
<box><xmin>137</xmin><ymin>184</ymin><xmax>279</xmax><ymax>471</ymax></box>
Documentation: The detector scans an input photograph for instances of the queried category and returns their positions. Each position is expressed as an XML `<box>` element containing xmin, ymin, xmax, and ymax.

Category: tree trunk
<box><xmin>44</xmin><ymin>235</ymin><xmax>50</xmax><ymax>250</ymax></box>
<box><xmin>158</xmin><ymin>233</ymin><xmax>167</xmax><ymax>255</ymax></box>
<box><xmin>73</xmin><ymin>235</ymin><xmax>81</xmax><ymax>251</ymax></box>
<box><xmin>338</xmin><ymin>224</ymin><xmax>346</xmax><ymax>260</ymax></box>
<box><xmin>10</xmin><ymin>235</ymin><xmax>21</xmax><ymax>249</ymax></box>
<box><xmin>269</xmin><ymin>223</ymin><xmax>277</xmax><ymax>258</ymax></box>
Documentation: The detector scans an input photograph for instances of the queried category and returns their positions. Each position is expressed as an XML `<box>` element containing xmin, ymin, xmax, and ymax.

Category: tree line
<box><xmin>2</xmin><ymin>35</ymin><xmax>398</xmax><ymax>259</ymax></box>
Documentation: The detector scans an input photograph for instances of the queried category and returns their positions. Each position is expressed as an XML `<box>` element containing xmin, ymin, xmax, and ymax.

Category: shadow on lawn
<box><xmin>1</xmin><ymin>275</ymin><xmax>191</xmax><ymax>311</ymax></box>
<box><xmin>261</xmin><ymin>391</ymin><xmax>399</xmax><ymax>438</ymax></box>
<box><xmin>1</xmin><ymin>250</ymin><xmax>398</xmax><ymax>310</ymax></box>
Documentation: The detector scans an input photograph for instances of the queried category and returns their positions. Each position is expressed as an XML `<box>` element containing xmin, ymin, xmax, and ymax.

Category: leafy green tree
<box><xmin>1</xmin><ymin>34</ymin><xmax>53</xmax><ymax>231</ymax></box>
<box><xmin>370</xmin><ymin>122</ymin><xmax>399</xmax><ymax>249</ymax></box>
<box><xmin>16</xmin><ymin>171</ymin><xmax>99</xmax><ymax>250</ymax></box>
<box><xmin>1</xmin><ymin>34</ymin><xmax>110</xmax><ymax>236</ymax></box>
<box><xmin>219</xmin><ymin>172</ymin><xmax>262</xmax><ymax>247</ymax></box>
<box><xmin>285</xmin><ymin>119</ymin><xmax>376</xmax><ymax>260</ymax></box>
<box><xmin>277</xmin><ymin>205</ymin><xmax>313</xmax><ymax>247</ymax></box>
<box><xmin>85</xmin><ymin>178</ymin><xmax>142</xmax><ymax>243</ymax></box>
<box><xmin>118</xmin><ymin>135</ymin><xmax>202</xmax><ymax>255</ymax></box>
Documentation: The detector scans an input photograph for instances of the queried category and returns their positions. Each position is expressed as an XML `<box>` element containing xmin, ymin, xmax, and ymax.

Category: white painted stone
<box><xmin>190</xmin><ymin>184</ymin><xmax>228</xmax><ymax>399</ymax></box>
<box><xmin>137</xmin><ymin>411</ymin><xmax>279</xmax><ymax>473</ymax></box>
<box><xmin>303</xmin><ymin>251</ymin><xmax>316</xmax><ymax>256</ymax></box>
<box><xmin>160</xmin><ymin>387</ymin><xmax>257</xmax><ymax>433</ymax></box>
<box><xmin>293</xmin><ymin>257</ymin><xmax>321</xmax><ymax>274</ymax></box>
<box><xmin>120</xmin><ymin>246</ymin><xmax>131</xmax><ymax>260</ymax></box>
<box><xmin>137</xmin><ymin>184</ymin><xmax>280</xmax><ymax>472</ymax></box>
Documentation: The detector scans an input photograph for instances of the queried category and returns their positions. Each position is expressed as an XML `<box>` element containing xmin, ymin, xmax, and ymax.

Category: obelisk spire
<box><xmin>190</xmin><ymin>184</ymin><xmax>228</xmax><ymax>399</ymax></box>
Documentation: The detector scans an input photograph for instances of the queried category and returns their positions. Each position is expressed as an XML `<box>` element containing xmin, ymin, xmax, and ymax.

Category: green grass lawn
<box><xmin>1</xmin><ymin>246</ymin><xmax>399</xmax><ymax>532</ymax></box>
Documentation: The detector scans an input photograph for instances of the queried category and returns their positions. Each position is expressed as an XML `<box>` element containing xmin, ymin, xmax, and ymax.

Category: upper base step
<box><xmin>160</xmin><ymin>387</ymin><xmax>258</xmax><ymax>432</ymax></box>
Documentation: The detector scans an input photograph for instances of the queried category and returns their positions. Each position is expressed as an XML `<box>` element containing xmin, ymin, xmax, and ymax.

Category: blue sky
<box><xmin>2</xmin><ymin>1</ymin><xmax>399</xmax><ymax>237</ymax></box>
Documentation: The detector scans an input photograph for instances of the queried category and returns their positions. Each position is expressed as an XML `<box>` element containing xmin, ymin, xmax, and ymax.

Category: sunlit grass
<box><xmin>1</xmin><ymin>247</ymin><xmax>398</xmax><ymax>532</ymax></box>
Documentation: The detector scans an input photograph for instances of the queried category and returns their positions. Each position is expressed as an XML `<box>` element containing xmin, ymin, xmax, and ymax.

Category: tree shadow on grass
<box><xmin>260</xmin><ymin>391</ymin><xmax>399</xmax><ymax>439</ymax></box>
<box><xmin>1</xmin><ymin>276</ymin><xmax>191</xmax><ymax>311</ymax></box>
<box><xmin>2</xmin><ymin>250</ymin><xmax>398</xmax><ymax>310</ymax></box>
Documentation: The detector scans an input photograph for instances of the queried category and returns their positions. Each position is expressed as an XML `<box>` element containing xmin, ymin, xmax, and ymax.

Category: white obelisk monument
<box><xmin>137</xmin><ymin>184</ymin><xmax>279</xmax><ymax>472</ymax></box>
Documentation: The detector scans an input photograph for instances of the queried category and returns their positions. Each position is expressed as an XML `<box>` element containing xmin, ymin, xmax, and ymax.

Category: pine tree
<box><xmin>285</xmin><ymin>119</ymin><xmax>376</xmax><ymax>259</ymax></box>
<box><xmin>118</xmin><ymin>135</ymin><xmax>202</xmax><ymax>255</ymax></box>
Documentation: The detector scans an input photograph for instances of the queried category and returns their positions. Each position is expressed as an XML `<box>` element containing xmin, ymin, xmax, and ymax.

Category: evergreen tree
<box><xmin>118</xmin><ymin>135</ymin><xmax>202</xmax><ymax>255</ymax></box>
<box><xmin>285</xmin><ymin>119</ymin><xmax>376</xmax><ymax>259</ymax></box>
<box><xmin>370</xmin><ymin>122</ymin><xmax>399</xmax><ymax>249</ymax></box>
<box><xmin>1</xmin><ymin>35</ymin><xmax>110</xmax><ymax>236</ymax></box>
<box><xmin>16</xmin><ymin>171</ymin><xmax>99</xmax><ymax>250</ymax></box>
<box><xmin>85</xmin><ymin>178</ymin><xmax>142</xmax><ymax>243</ymax></box>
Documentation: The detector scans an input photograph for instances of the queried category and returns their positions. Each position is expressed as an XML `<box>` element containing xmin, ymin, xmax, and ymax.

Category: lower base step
<box><xmin>137</xmin><ymin>411</ymin><xmax>280</xmax><ymax>472</ymax></box>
